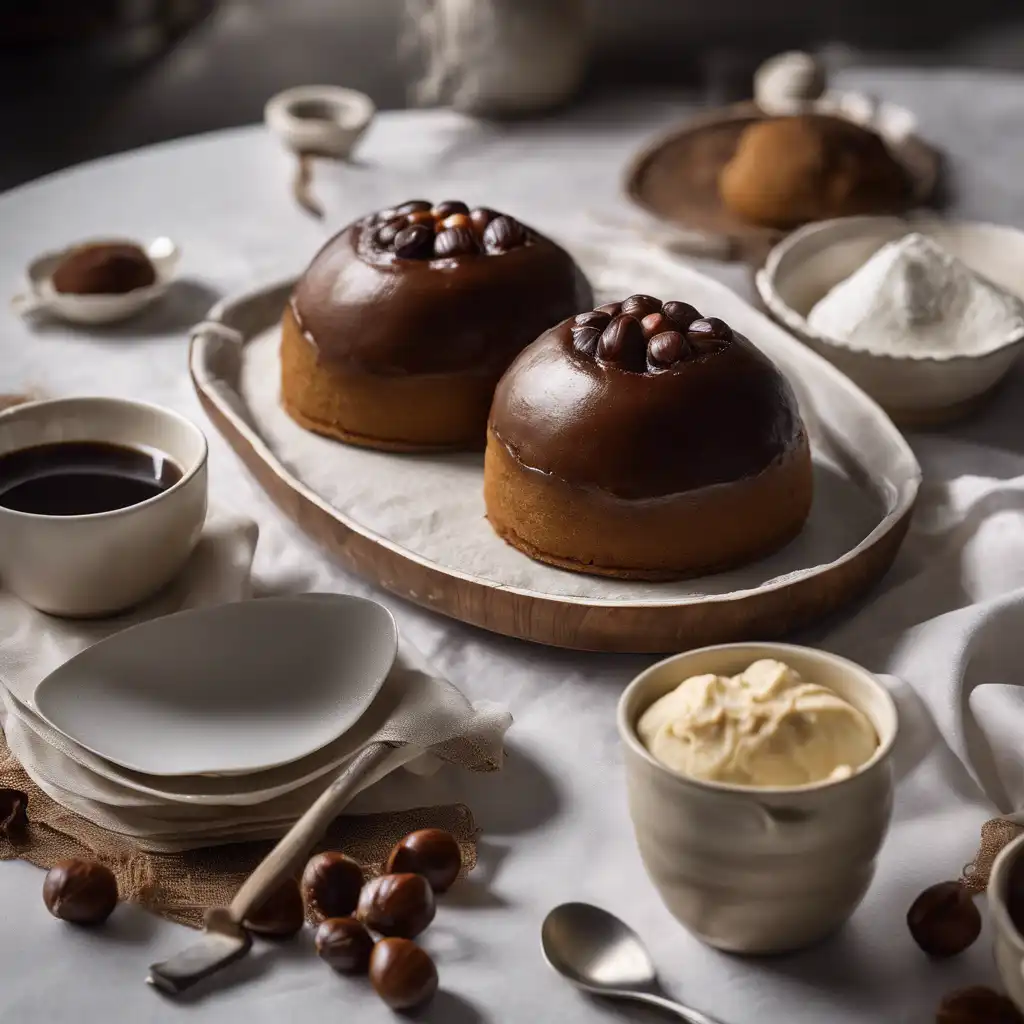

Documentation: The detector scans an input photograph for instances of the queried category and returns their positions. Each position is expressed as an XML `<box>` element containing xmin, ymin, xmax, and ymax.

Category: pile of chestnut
<box><xmin>41</xmin><ymin>827</ymin><xmax>462</xmax><ymax>1012</ymax></box>
<box><xmin>369</xmin><ymin>199</ymin><xmax>528</xmax><ymax>261</ymax></box>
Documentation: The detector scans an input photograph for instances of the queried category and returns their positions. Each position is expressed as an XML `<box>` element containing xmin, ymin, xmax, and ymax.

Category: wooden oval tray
<box><xmin>624</xmin><ymin>100</ymin><xmax>942</xmax><ymax>265</ymax></box>
<box><xmin>189</xmin><ymin>252</ymin><xmax>920</xmax><ymax>653</ymax></box>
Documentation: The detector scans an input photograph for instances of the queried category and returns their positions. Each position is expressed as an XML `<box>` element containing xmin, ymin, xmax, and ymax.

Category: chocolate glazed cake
<box><xmin>484</xmin><ymin>295</ymin><xmax>814</xmax><ymax>579</ymax></box>
<box><xmin>281</xmin><ymin>200</ymin><xmax>592</xmax><ymax>451</ymax></box>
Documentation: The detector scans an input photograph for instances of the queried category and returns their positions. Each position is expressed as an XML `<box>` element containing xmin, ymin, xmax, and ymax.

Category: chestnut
<box><xmin>369</xmin><ymin>938</ymin><xmax>438</xmax><ymax>1012</ymax></box>
<box><xmin>357</xmin><ymin>873</ymin><xmax>436</xmax><ymax>939</ymax></box>
<box><xmin>571</xmin><ymin>325</ymin><xmax>601</xmax><ymax>357</ymax></box>
<box><xmin>662</xmin><ymin>300</ymin><xmax>700</xmax><ymax>331</ymax></box>
<box><xmin>936</xmin><ymin>986</ymin><xmax>1023</xmax><ymax>1024</ymax></box>
<box><xmin>43</xmin><ymin>859</ymin><xmax>118</xmax><ymax>925</ymax></box>
<box><xmin>385</xmin><ymin>829</ymin><xmax>462</xmax><ymax>894</ymax></box>
<box><xmin>469</xmin><ymin>207</ymin><xmax>497</xmax><ymax>234</ymax></box>
<box><xmin>52</xmin><ymin>243</ymin><xmax>156</xmax><ymax>296</ymax></box>
<box><xmin>243</xmin><ymin>877</ymin><xmax>305</xmax><ymax>938</ymax></box>
<box><xmin>687</xmin><ymin>316</ymin><xmax>733</xmax><ymax>344</ymax></box>
<box><xmin>435</xmin><ymin>227</ymin><xmax>480</xmax><ymax>258</ymax></box>
<box><xmin>483</xmin><ymin>215</ymin><xmax>526</xmax><ymax>252</ymax></box>
<box><xmin>394</xmin><ymin>225</ymin><xmax>435</xmax><ymax>260</ymax></box>
<box><xmin>395</xmin><ymin>200</ymin><xmax>432</xmax><ymax>216</ymax></box>
<box><xmin>0</xmin><ymin>787</ymin><xmax>28</xmax><ymax>841</ymax></box>
<box><xmin>574</xmin><ymin>310</ymin><xmax>611</xmax><ymax>330</ymax></box>
<box><xmin>595</xmin><ymin>301</ymin><xmax>622</xmax><ymax>318</ymax></box>
<box><xmin>597</xmin><ymin>314</ymin><xmax>646</xmax><ymax>371</ymax></box>
<box><xmin>301</xmin><ymin>851</ymin><xmax>364</xmax><ymax>922</ymax></box>
<box><xmin>440</xmin><ymin>213</ymin><xmax>473</xmax><ymax>232</ymax></box>
<box><xmin>315</xmin><ymin>917</ymin><xmax>374</xmax><ymax>974</ymax></box>
<box><xmin>907</xmin><ymin>881</ymin><xmax>981</xmax><ymax>958</ymax></box>
<box><xmin>648</xmin><ymin>330</ymin><xmax>687</xmax><ymax>368</ymax></box>
<box><xmin>432</xmin><ymin>200</ymin><xmax>469</xmax><ymax>219</ymax></box>
<box><xmin>640</xmin><ymin>312</ymin><xmax>669</xmax><ymax>339</ymax></box>
<box><xmin>619</xmin><ymin>293</ymin><xmax>662</xmax><ymax>319</ymax></box>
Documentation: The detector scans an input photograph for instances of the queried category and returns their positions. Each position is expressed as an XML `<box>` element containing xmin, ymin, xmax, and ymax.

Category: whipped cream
<box><xmin>637</xmin><ymin>659</ymin><xmax>877</xmax><ymax>788</ymax></box>
<box><xmin>807</xmin><ymin>232</ymin><xmax>1024</xmax><ymax>358</ymax></box>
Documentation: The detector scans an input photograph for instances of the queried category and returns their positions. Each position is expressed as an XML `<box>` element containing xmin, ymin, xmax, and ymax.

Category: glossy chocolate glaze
<box><xmin>489</xmin><ymin>315</ymin><xmax>806</xmax><ymax>500</ymax></box>
<box><xmin>291</xmin><ymin>211</ymin><xmax>592</xmax><ymax>376</ymax></box>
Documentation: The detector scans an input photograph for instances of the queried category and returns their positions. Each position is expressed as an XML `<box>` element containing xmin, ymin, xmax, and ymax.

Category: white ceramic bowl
<box><xmin>264</xmin><ymin>85</ymin><xmax>375</xmax><ymax>160</ymax></box>
<box><xmin>988</xmin><ymin>832</ymin><xmax>1024</xmax><ymax>1012</ymax></box>
<box><xmin>756</xmin><ymin>216</ymin><xmax>1024</xmax><ymax>426</ymax></box>
<box><xmin>617</xmin><ymin>642</ymin><xmax>898</xmax><ymax>955</ymax></box>
<box><xmin>11</xmin><ymin>236</ymin><xmax>180</xmax><ymax>326</ymax></box>
<box><xmin>0</xmin><ymin>397</ymin><xmax>207</xmax><ymax>617</ymax></box>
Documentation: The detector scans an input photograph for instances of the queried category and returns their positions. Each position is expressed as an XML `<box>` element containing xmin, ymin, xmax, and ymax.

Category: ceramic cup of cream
<box><xmin>987</xmin><ymin>833</ymin><xmax>1024</xmax><ymax>1012</ymax></box>
<box><xmin>617</xmin><ymin>642</ymin><xmax>898</xmax><ymax>955</ymax></box>
<box><xmin>0</xmin><ymin>397</ymin><xmax>208</xmax><ymax>617</ymax></box>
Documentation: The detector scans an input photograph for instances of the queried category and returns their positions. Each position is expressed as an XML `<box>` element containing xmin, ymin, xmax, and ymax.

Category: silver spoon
<box><xmin>541</xmin><ymin>903</ymin><xmax>727</xmax><ymax>1023</ymax></box>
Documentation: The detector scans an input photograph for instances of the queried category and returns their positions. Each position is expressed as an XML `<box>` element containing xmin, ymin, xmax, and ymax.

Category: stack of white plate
<box><xmin>0</xmin><ymin>594</ymin><xmax>496</xmax><ymax>852</ymax></box>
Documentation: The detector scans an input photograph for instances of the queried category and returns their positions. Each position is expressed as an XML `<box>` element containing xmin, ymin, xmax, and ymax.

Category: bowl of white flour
<box><xmin>756</xmin><ymin>215</ymin><xmax>1024</xmax><ymax>426</ymax></box>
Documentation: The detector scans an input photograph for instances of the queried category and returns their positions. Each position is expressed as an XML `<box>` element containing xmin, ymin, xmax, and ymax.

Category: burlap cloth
<box><xmin>0</xmin><ymin>728</ymin><xmax>478</xmax><ymax>928</ymax></box>
<box><xmin>0</xmin><ymin>392</ymin><xmax>491</xmax><ymax>928</ymax></box>
<box><xmin>962</xmin><ymin>817</ymin><xmax>1024</xmax><ymax>895</ymax></box>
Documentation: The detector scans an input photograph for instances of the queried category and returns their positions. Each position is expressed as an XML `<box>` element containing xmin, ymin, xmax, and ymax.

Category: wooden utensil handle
<box><xmin>228</xmin><ymin>742</ymin><xmax>393</xmax><ymax>923</ymax></box>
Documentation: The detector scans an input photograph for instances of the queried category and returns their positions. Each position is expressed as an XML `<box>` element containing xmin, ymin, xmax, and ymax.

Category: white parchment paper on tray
<box><xmin>227</xmin><ymin>247</ymin><xmax>919</xmax><ymax>604</ymax></box>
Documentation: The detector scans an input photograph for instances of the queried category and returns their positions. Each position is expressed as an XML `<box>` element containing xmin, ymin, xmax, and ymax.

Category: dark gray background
<box><xmin>3</xmin><ymin>0</ymin><xmax>1024</xmax><ymax>190</ymax></box>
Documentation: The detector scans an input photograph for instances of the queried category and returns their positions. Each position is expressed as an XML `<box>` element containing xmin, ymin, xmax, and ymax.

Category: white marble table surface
<box><xmin>4</xmin><ymin>68</ymin><xmax>1024</xmax><ymax>1022</ymax></box>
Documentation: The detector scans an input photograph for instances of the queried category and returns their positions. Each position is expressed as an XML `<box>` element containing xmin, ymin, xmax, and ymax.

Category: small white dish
<box><xmin>618</xmin><ymin>642</ymin><xmax>898</xmax><ymax>954</ymax></box>
<box><xmin>0</xmin><ymin>396</ymin><xmax>207</xmax><ymax>617</ymax></box>
<box><xmin>11</xmin><ymin>236</ymin><xmax>180</xmax><ymax>326</ymax></box>
<box><xmin>757</xmin><ymin>215</ymin><xmax>1024</xmax><ymax>426</ymax></box>
<box><xmin>264</xmin><ymin>85</ymin><xmax>375</xmax><ymax>160</ymax></box>
<box><xmin>989</xmin><ymin>832</ymin><xmax>1024</xmax><ymax>1013</ymax></box>
<box><xmin>34</xmin><ymin>594</ymin><xmax>398</xmax><ymax>777</ymax></box>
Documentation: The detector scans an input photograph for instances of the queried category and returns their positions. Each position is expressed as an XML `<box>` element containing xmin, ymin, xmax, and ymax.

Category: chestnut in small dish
<box><xmin>43</xmin><ymin>859</ymin><xmax>118</xmax><ymax>925</ymax></box>
<box><xmin>485</xmin><ymin>294</ymin><xmax>813</xmax><ymax>579</ymax></box>
<box><xmin>280</xmin><ymin>198</ymin><xmax>592</xmax><ymax>451</ymax></box>
<box><xmin>51</xmin><ymin>243</ymin><xmax>156</xmax><ymax>296</ymax></box>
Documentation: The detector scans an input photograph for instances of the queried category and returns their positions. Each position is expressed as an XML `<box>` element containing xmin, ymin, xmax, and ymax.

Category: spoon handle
<box><xmin>627</xmin><ymin>990</ymin><xmax>728</xmax><ymax>1024</ymax></box>
<box><xmin>228</xmin><ymin>741</ymin><xmax>392</xmax><ymax>923</ymax></box>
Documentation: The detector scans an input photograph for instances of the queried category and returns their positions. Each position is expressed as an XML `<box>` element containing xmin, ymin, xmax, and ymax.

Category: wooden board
<box><xmin>189</xmin><ymin>260</ymin><xmax>920</xmax><ymax>654</ymax></box>
<box><xmin>624</xmin><ymin>101</ymin><xmax>943</xmax><ymax>266</ymax></box>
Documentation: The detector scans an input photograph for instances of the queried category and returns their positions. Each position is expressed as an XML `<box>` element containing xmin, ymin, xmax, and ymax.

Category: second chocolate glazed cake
<box><xmin>282</xmin><ymin>200</ymin><xmax>592</xmax><ymax>450</ymax></box>
<box><xmin>484</xmin><ymin>295</ymin><xmax>813</xmax><ymax>579</ymax></box>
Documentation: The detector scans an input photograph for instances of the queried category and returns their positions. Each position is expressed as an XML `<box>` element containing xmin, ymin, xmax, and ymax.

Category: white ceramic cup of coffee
<box><xmin>0</xmin><ymin>397</ymin><xmax>208</xmax><ymax>617</ymax></box>
<box><xmin>988</xmin><ymin>833</ymin><xmax>1024</xmax><ymax>1011</ymax></box>
<box><xmin>617</xmin><ymin>642</ymin><xmax>898</xmax><ymax>955</ymax></box>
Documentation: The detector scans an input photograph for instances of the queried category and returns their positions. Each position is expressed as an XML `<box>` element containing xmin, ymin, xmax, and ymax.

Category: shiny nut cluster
<box><xmin>570</xmin><ymin>294</ymin><xmax>734</xmax><ymax>373</ymax></box>
<box><xmin>37</xmin><ymin>829</ymin><xmax>463</xmax><ymax>1012</ymax></box>
<box><xmin>370</xmin><ymin>199</ymin><xmax>528</xmax><ymax>260</ymax></box>
<box><xmin>251</xmin><ymin>828</ymin><xmax>462</xmax><ymax>1012</ymax></box>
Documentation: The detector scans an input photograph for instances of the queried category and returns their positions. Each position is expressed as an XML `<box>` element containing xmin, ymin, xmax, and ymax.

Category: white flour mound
<box><xmin>807</xmin><ymin>232</ymin><xmax>1024</xmax><ymax>357</ymax></box>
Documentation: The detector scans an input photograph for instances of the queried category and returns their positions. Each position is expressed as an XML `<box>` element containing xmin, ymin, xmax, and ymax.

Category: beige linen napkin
<box><xmin>0</xmin><ymin>514</ymin><xmax>512</xmax><ymax>852</ymax></box>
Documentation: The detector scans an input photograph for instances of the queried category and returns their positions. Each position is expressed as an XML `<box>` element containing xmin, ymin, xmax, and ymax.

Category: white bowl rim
<box><xmin>0</xmin><ymin>396</ymin><xmax>208</xmax><ymax>522</ymax></box>
<box><xmin>758</xmin><ymin>214</ymin><xmax>1024</xmax><ymax>364</ymax></box>
<box><xmin>264</xmin><ymin>85</ymin><xmax>376</xmax><ymax>129</ymax></box>
<box><xmin>988</xmin><ymin>831</ymin><xmax>1024</xmax><ymax>953</ymax></box>
<box><xmin>616</xmin><ymin>641</ymin><xmax>899</xmax><ymax>797</ymax></box>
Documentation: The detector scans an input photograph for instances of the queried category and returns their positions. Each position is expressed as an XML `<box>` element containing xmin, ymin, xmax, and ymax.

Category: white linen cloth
<box><xmin>1</xmin><ymin>70</ymin><xmax>1023</xmax><ymax>1023</ymax></box>
<box><xmin>0</xmin><ymin>511</ymin><xmax>512</xmax><ymax>851</ymax></box>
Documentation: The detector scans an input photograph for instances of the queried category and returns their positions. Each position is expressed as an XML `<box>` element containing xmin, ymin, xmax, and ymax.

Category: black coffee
<box><xmin>0</xmin><ymin>441</ymin><xmax>182</xmax><ymax>515</ymax></box>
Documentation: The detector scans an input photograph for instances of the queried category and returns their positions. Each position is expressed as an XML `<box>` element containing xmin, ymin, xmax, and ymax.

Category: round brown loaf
<box><xmin>719</xmin><ymin>114</ymin><xmax>909</xmax><ymax>229</ymax></box>
<box><xmin>484</xmin><ymin>295</ymin><xmax>813</xmax><ymax>579</ymax></box>
<box><xmin>281</xmin><ymin>201</ymin><xmax>592</xmax><ymax>451</ymax></box>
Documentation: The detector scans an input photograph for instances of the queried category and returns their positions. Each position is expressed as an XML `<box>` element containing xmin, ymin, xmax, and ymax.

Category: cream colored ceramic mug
<box><xmin>0</xmin><ymin>397</ymin><xmax>208</xmax><ymax>617</ymax></box>
<box><xmin>617</xmin><ymin>642</ymin><xmax>898</xmax><ymax>955</ymax></box>
<box><xmin>988</xmin><ymin>832</ymin><xmax>1024</xmax><ymax>1011</ymax></box>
